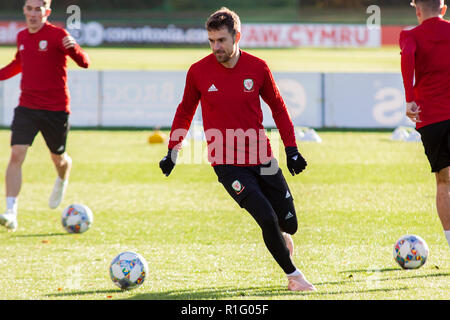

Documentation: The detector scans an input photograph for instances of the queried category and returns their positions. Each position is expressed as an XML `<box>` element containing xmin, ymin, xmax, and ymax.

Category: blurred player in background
<box><xmin>0</xmin><ymin>0</ymin><xmax>90</xmax><ymax>231</ymax></box>
<box><xmin>159</xmin><ymin>7</ymin><xmax>315</xmax><ymax>291</ymax></box>
<box><xmin>400</xmin><ymin>0</ymin><xmax>450</xmax><ymax>249</ymax></box>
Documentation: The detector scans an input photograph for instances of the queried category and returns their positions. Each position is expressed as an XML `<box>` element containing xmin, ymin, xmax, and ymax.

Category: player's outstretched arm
<box><xmin>63</xmin><ymin>35</ymin><xmax>90</xmax><ymax>68</ymax></box>
<box><xmin>259</xmin><ymin>62</ymin><xmax>306</xmax><ymax>176</ymax></box>
<box><xmin>0</xmin><ymin>51</ymin><xmax>22</xmax><ymax>81</ymax></box>
<box><xmin>260</xmin><ymin>62</ymin><xmax>298</xmax><ymax>150</ymax></box>
<box><xmin>159</xmin><ymin>66</ymin><xmax>200</xmax><ymax>178</ymax></box>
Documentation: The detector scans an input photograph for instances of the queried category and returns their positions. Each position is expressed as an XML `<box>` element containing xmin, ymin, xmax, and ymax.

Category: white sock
<box><xmin>445</xmin><ymin>230</ymin><xmax>450</xmax><ymax>249</ymax></box>
<box><xmin>286</xmin><ymin>268</ymin><xmax>303</xmax><ymax>277</ymax></box>
<box><xmin>56</xmin><ymin>176</ymin><xmax>68</xmax><ymax>185</ymax></box>
<box><xmin>6</xmin><ymin>197</ymin><xmax>18</xmax><ymax>213</ymax></box>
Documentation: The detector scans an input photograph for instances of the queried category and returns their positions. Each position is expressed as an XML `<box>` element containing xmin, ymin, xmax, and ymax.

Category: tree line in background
<box><xmin>2</xmin><ymin>0</ymin><xmax>290</xmax><ymax>11</ymax></box>
<box><xmin>301</xmin><ymin>0</ymin><xmax>405</xmax><ymax>7</ymax></box>
<box><xmin>1</xmin><ymin>0</ymin><xmax>407</xmax><ymax>11</ymax></box>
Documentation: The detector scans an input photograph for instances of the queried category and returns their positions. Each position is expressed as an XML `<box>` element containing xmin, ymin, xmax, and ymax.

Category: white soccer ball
<box><xmin>109</xmin><ymin>251</ymin><xmax>148</xmax><ymax>290</ymax></box>
<box><xmin>393</xmin><ymin>235</ymin><xmax>429</xmax><ymax>269</ymax></box>
<box><xmin>61</xmin><ymin>204</ymin><xmax>93</xmax><ymax>234</ymax></box>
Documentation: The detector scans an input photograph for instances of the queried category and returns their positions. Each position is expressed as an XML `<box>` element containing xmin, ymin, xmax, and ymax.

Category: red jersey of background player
<box><xmin>400</xmin><ymin>17</ymin><xmax>450</xmax><ymax>129</ymax></box>
<box><xmin>168</xmin><ymin>50</ymin><xmax>297</xmax><ymax>166</ymax></box>
<box><xmin>0</xmin><ymin>22</ymin><xmax>90</xmax><ymax>113</ymax></box>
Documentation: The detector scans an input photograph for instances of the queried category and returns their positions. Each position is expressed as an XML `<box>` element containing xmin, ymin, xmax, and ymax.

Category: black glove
<box><xmin>285</xmin><ymin>146</ymin><xmax>307</xmax><ymax>176</ymax></box>
<box><xmin>159</xmin><ymin>149</ymin><xmax>177</xmax><ymax>177</ymax></box>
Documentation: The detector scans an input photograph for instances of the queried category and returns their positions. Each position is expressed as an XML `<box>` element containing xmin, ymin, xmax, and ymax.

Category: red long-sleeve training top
<box><xmin>0</xmin><ymin>22</ymin><xmax>90</xmax><ymax>113</ymax></box>
<box><xmin>400</xmin><ymin>17</ymin><xmax>450</xmax><ymax>129</ymax></box>
<box><xmin>168</xmin><ymin>50</ymin><xmax>297</xmax><ymax>166</ymax></box>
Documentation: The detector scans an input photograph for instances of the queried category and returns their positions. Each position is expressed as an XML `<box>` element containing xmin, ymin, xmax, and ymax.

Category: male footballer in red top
<box><xmin>159</xmin><ymin>7</ymin><xmax>315</xmax><ymax>291</ymax></box>
<box><xmin>0</xmin><ymin>0</ymin><xmax>90</xmax><ymax>231</ymax></box>
<box><xmin>400</xmin><ymin>0</ymin><xmax>450</xmax><ymax>249</ymax></box>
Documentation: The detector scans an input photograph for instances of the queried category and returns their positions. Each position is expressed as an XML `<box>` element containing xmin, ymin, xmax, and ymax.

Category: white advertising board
<box><xmin>241</xmin><ymin>24</ymin><xmax>380</xmax><ymax>48</ymax></box>
<box><xmin>2</xmin><ymin>74</ymin><xmax>21</xmax><ymax>126</ymax></box>
<box><xmin>68</xmin><ymin>70</ymin><xmax>100</xmax><ymax>126</ymax></box>
<box><xmin>100</xmin><ymin>71</ymin><xmax>186</xmax><ymax>127</ymax></box>
<box><xmin>262</xmin><ymin>72</ymin><xmax>323</xmax><ymax>128</ymax></box>
<box><xmin>0</xmin><ymin>71</ymin><xmax>412</xmax><ymax>129</ymax></box>
<box><xmin>324</xmin><ymin>73</ymin><xmax>413</xmax><ymax>128</ymax></box>
<box><xmin>1</xmin><ymin>71</ymin><xmax>99</xmax><ymax>127</ymax></box>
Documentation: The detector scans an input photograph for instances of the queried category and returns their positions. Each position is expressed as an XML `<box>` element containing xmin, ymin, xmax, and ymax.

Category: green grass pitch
<box><xmin>0</xmin><ymin>46</ymin><xmax>401</xmax><ymax>72</ymax></box>
<box><xmin>0</xmin><ymin>130</ymin><xmax>448</xmax><ymax>300</ymax></box>
<box><xmin>0</xmin><ymin>46</ymin><xmax>448</xmax><ymax>300</ymax></box>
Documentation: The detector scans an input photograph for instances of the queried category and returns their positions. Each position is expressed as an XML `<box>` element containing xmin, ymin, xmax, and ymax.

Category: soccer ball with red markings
<box><xmin>393</xmin><ymin>235</ymin><xmax>429</xmax><ymax>269</ymax></box>
<box><xmin>109</xmin><ymin>251</ymin><xmax>148</xmax><ymax>290</ymax></box>
<box><xmin>61</xmin><ymin>204</ymin><xmax>93</xmax><ymax>234</ymax></box>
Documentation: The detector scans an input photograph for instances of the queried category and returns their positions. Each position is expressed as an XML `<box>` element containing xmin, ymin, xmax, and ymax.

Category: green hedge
<box><xmin>1</xmin><ymin>0</ymin><xmax>164</xmax><ymax>11</ymax></box>
<box><xmin>300</xmin><ymin>0</ymin><xmax>406</xmax><ymax>7</ymax></box>
<box><xmin>167</xmin><ymin>0</ymin><xmax>296</xmax><ymax>10</ymax></box>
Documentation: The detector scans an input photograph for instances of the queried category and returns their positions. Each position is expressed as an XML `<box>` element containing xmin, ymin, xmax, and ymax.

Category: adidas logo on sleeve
<box><xmin>208</xmin><ymin>84</ymin><xmax>218</xmax><ymax>92</ymax></box>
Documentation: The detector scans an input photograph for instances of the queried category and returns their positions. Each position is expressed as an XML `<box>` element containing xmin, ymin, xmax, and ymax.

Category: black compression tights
<box><xmin>240</xmin><ymin>191</ymin><xmax>297</xmax><ymax>274</ymax></box>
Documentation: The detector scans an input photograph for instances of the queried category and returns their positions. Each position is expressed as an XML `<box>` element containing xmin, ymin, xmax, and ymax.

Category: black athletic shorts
<box><xmin>11</xmin><ymin>106</ymin><xmax>70</xmax><ymax>155</ymax></box>
<box><xmin>213</xmin><ymin>159</ymin><xmax>295</xmax><ymax>214</ymax></box>
<box><xmin>417</xmin><ymin>119</ymin><xmax>450</xmax><ymax>173</ymax></box>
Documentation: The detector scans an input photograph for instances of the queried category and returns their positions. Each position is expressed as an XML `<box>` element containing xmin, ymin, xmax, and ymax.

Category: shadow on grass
<box><xmin>12</xmin><ymin>232</ymin><xmax>68</xmax><ymax>238</ymax></box>
<box><xmin>339</xmin><ymin>268</ymin><xmax>400</xmax><ymax>273</ymax></box>
<box><xmin>125</xmin><ymin>285</ymin><xmax>412</xmax><ymax>300</ymax></box>
<box><xmin>45</xmin><ymin>286</ymin><xmax>294</xmax><ymax>299</ymax></box>
<box><xmin>46</xmin><ymin>289</ymin><xmax>119</xmax><ymax>297</ymax></box>
<box><xmin>127</xmin><ymin>286</ymin><xmax>298</xmax><ymax>300</ymax></box>
<box><xmin>323</xmin><ymin>271</ymin><xmax>450</xmax><ymax>286</ymax></box>
<box><xmin>44</xmin><ymin>284</ymin><xmax>411</xmax><ymax>300</ymax></box>
<box><xmin>42</xmin><ymin>270</ymin><xmax>449</xmax><ymax>299</ymax></box>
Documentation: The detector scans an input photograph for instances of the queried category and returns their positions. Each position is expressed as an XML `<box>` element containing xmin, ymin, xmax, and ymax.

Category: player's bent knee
<box><xmin>436</xmin><ymin>167</ymin><xmax>450</xmax><ymax>185</ymax></box>
<box><xmin>51</xmin><ymin>153</ymin><xmax>71</xmax><ymax>167</ymax></box>
<box><xmin>279</xmin><ymin>201</ymin><xmax>298</xmax><ymax>234</ymax></box>
<box><xmin>9</xmin><ymin>147</ymin><xmax>27</xmax><ymax>165</ymax></box>
<box><xmin>262</xmin><ymin>215</ymin><xmax>280</xmax><ymax>231</ymax></box>
<box><xmin>282</xmin><ymin>219</ymin><xmax>298</xmax><ymax>235</ymax></box>
<box><xmin>9</xmin><ymin>152</ymin><xmax>23</xmax><ymax>164</ymax></box>
<box><xmin>240</xmin><ymin>191</ymin><xmax>283</xmax><ymax>233</ymax></box>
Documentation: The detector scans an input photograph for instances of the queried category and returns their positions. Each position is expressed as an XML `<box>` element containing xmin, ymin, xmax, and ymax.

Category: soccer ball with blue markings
<box><xmin>61</xmin><ymin>204</ymin><xmax>93</xmax><ymax>234</ymax></box>
<box><xmin>393</xmin><ymin>235</ymin><xmax>429</xmax><ymax>269</ymax></box>
<box><xmin>109</xmin><ymin>251</ymin><xmax>148</xmax><ymax>290</ymax></box>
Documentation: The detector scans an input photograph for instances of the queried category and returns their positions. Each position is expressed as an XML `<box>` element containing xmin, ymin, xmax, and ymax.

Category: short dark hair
<box><xmin>24</xmin><ymin>0</ymin><xmax>52</xmax><ymax>9</ymax></box>
<box><xmin>411</xmin><ymin>0</ymin><xmax>444</xmax><ymax>12</ymax></box>
<box><xmin>205</xmin><ymin>7</ymin><xmax>241</xmax><ymax>37</ymax></box>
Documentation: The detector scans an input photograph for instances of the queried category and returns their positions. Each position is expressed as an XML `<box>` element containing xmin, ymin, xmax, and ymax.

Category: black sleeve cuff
<box><xmin>285</xmin><ymin>146</ymin><xmax>299</xmax><ymax>157</ymax></box>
